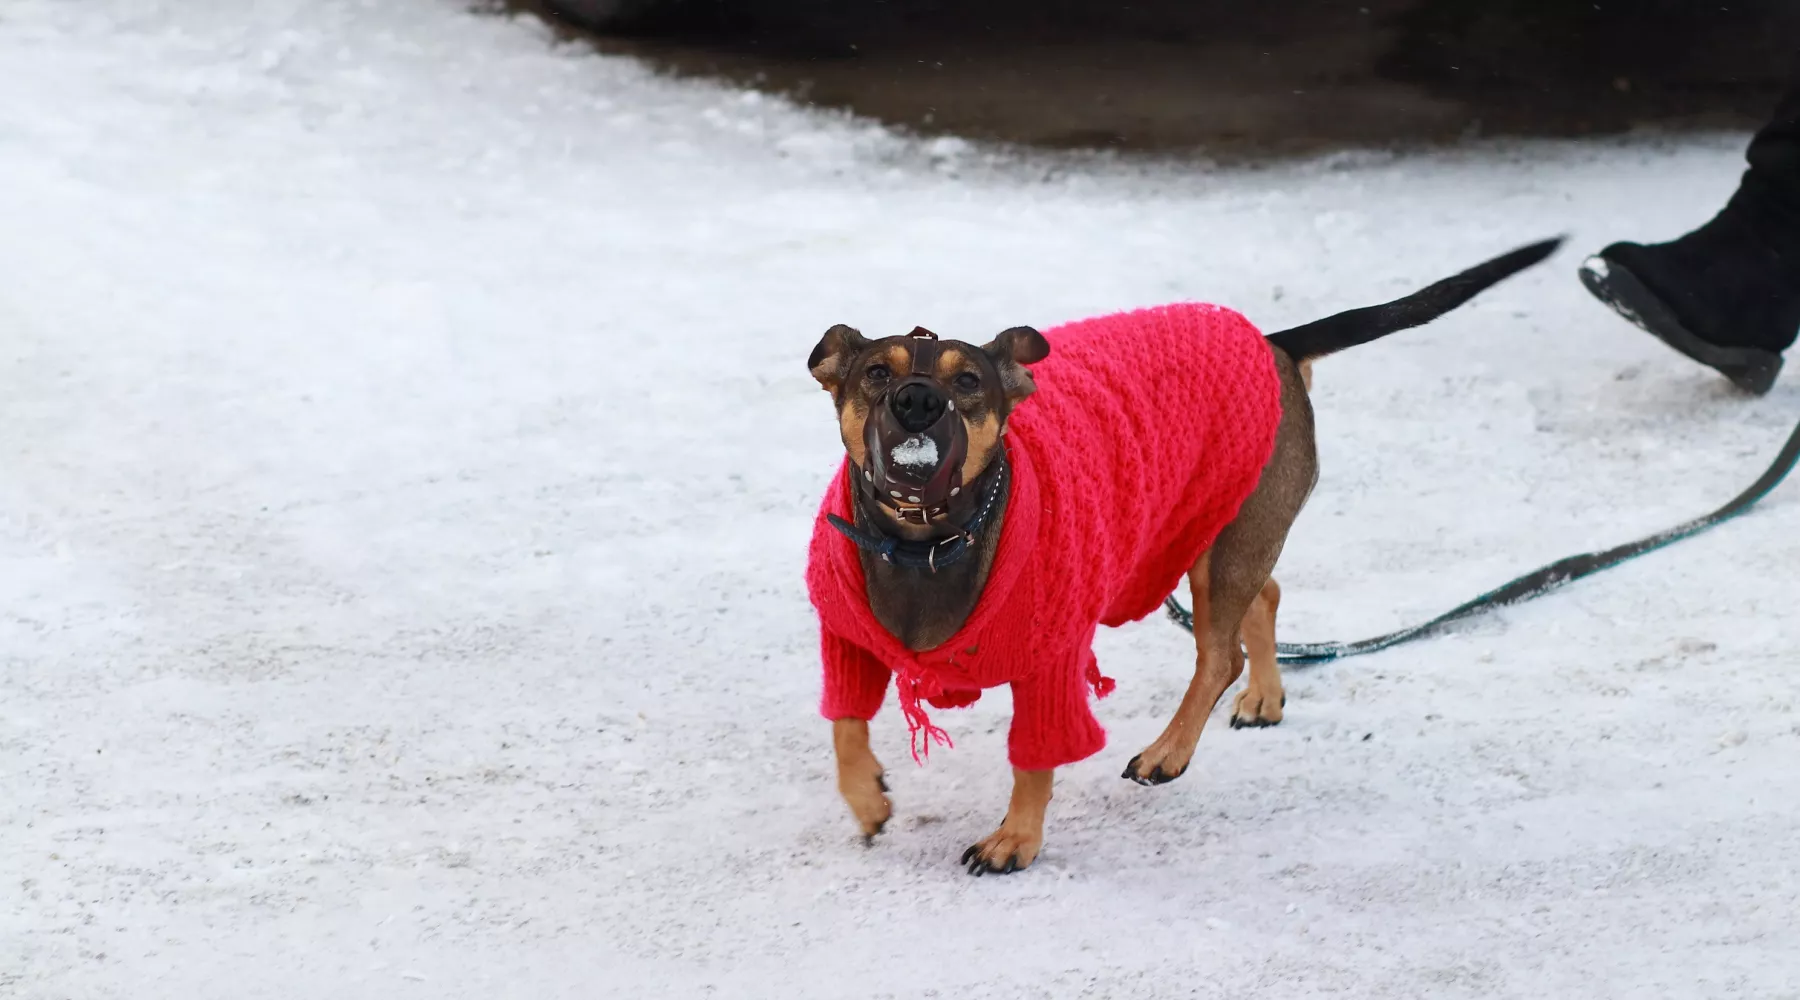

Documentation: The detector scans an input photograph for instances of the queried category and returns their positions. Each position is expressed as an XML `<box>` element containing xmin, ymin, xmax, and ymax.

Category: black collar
<box><xmin>827</xmin><ymin>456</ymin><xmax>1008</xmax><ymax>573</ymax></box>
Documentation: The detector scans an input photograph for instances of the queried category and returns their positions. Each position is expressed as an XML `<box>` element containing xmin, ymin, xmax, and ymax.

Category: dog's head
<box><xmin>808</xmin><ymin>324</ymin><xmax>1049</xmax><ymax>528</ymax></box>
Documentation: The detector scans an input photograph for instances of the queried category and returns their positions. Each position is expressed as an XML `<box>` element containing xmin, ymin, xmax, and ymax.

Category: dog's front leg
<box><xmin>833</xmin><ymin>719</ymin><xmax>891</xmax><ymax>842</ymax></box>
<box><xmin>961</xmin><ymin>768</ymin><xmax>1053</xmax><ymax>875</ymax></box>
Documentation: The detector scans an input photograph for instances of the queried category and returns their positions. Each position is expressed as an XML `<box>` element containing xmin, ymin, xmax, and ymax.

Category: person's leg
<box><xmin>1581</xmin><ymin>62</ymin><xmax>1800</xmax><ymax>395</ymax></box>
<box><xmin>1740</xmin><ymin>70</ymin><xmax>1800</xmax><ymax>231</ymax></box>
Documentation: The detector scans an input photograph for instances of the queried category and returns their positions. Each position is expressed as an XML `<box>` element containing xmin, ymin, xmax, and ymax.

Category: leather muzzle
<box><xmin>859</xmin><ymin>328</ymin><xmax>968</xmax><ymax>526</ymax></box>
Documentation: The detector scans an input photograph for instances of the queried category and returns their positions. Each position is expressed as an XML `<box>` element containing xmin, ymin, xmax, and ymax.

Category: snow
<box><xmin>2</xmin><ymin>2</ymin><xmax>1798</xmax><ymax>998</ymax></box>
<box><xmin>890</xmin><ymin>435</ymin><xmax>940</xmax><ymax>470</ymax></box>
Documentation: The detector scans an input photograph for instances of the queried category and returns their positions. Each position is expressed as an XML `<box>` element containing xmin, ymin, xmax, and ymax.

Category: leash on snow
<box><xmin>1165</xmin><ymin>415</ymin><xmax>1800</xmax><ymax>666</ymax></box>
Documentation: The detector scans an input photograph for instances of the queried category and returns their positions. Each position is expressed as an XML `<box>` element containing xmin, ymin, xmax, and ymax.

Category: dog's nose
<box><xmin>890</xmin><ymin>381</ymin><xmax>947</xmax><ymax>433</ymax></box>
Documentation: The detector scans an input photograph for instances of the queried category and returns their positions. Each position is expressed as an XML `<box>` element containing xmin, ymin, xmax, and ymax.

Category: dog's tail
<box><xmin>1266</xmin><ymin>237</ymin><xmax>1564</xmax><ymax>364</ymax></box>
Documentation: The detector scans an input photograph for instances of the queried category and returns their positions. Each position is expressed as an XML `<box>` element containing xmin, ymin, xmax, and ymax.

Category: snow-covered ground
<box><xmin>3</xmin><ymin>3</ymin><xmax>1798</xmax><ymax>998</ymax></box>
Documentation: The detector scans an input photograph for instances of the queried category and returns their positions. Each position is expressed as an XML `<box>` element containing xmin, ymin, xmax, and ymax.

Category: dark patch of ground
<box><xmin>510</xmin><ymin>0</ymin><xmax>1794</xmax><ymax>155</ymax></box>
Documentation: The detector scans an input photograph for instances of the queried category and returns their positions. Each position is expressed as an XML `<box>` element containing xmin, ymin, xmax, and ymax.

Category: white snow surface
<box><xmin>890</xmin><ymin>434</ymin><xmax>940</xmax><ymax>470</ymax></box>
<box><xmin>3</xmin><ymin>3</ymin><xmax>1799</xmax><ymax>998</ymax></box>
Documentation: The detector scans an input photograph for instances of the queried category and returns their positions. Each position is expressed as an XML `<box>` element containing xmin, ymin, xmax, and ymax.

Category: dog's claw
<box><xmin>877</xmin><ymin>774</ymin><xmax>889</xmax><ymax>793</ymax></box>
<box><xmin>1123</xmin><ymin>754</ymin><xmax>1186</xmax><ymax>785</ymax></box>
<box><xmin>862</xmin><ymin>817</ymin><xmax>888</xmax><ymax>846</ymax></box>
<box><xmin>962</xmin><ymin>846</ymin><xmax>1025</xmax><ymax>876</ymax></box>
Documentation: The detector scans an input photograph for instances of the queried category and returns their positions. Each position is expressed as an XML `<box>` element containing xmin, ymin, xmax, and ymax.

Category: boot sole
<box><xmin>1580</xmin><ymin>255</ymin><xmax>1782</xmax><ymax>395</ymax></box>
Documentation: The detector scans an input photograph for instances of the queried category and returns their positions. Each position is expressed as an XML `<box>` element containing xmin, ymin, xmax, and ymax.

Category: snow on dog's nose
<box><xmin>890</xmin><ymin>434</ymin><xmax>940</xmax><ymax>471</ymax></box>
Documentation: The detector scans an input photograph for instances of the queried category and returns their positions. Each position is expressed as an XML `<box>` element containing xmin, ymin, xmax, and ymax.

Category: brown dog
<box><xmin>807</xmin><ymin>238</ymin><xmax>1560</xmax><ymax>874</ymax></box>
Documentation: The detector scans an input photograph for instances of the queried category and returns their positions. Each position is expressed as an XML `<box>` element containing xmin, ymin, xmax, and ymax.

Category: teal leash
<box><xmin>1165</xmin><ymin>416</ymin><xmax>1800</xmax><ymax>666</ymax></box>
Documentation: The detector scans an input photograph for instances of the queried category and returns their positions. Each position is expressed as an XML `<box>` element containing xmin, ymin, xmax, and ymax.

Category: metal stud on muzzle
<box><xmin>861</xmin><ymin>328</ymin><xmax>968</xmax><ymax>526</ymax></box>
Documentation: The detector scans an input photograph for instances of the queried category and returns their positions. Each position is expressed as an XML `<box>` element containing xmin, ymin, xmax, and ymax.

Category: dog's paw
<box><xmin>1120</xmin><ymin>750</ymin><xmax>1189</xmax><ymax>786</ymax></box>
<box><xmin>1229</xmin><ymin>689</ymin><xmax>1285</xmax><ymax>730</ymax></box>
<box><xmin>961</xmin><ymin>824</ymin><xmax>1041</xmax><ymax>876</ymax></box>
<box><xmin>839</xmin><ymin>766</ymin><xmax>892</xmax><ymax>843</ymax></box>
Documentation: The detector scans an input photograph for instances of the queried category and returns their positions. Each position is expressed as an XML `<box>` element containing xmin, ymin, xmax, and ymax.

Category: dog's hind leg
<box><xmin>1123</xmin><ymin>348</ymin><xmax>1315</xmax><ymax>785</ymax></box>
<box><xmin>1230</xmin><ymin>577</ymin><xmax>1285</xmax><ymax>728</ymax></box>
<box><xmin>1122</xmin><ymin>550</ymin><xmax>1258</xmax><ymax>784</ymax></box>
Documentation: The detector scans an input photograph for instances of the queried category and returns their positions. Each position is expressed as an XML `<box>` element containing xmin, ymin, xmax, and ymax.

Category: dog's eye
<box><xmin>866</xmin><ymin>364</ymin><xmax>891</xmax><ymax>382</ymax></box>
<box><xmin>953</xmin><ymin>373</ymin><xmax>981</xmax><ymax>393</ymax></box>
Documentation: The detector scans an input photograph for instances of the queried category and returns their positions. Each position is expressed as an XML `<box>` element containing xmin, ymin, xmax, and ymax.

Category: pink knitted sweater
<box><xmin>806</xmin><ymin>303</ymin><xmax>1284</xmax><ymax>771</ymax></box>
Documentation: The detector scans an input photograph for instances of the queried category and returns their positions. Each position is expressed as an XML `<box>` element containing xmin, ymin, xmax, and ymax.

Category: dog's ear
<box><xmin>982</xmin><ymin>326</ymin><xmax>1050</xmax><ymax>403</ymax></box>
<box><xmin>808</xmin><ymin>324</ymin><xmax>869</xmax><ymax>392</ymax></box>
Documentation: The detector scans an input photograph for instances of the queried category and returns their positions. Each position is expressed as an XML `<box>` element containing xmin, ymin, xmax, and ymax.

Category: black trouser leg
<box><xmin>1734</xmin><ymin>57</ymin><xmax>1800</xmax><ymax>240</ymax></box>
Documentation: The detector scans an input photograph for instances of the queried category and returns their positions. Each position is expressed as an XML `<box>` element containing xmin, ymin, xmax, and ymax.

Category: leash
<box><xmin>1165</xmin><ymin>415</ymin><xmax>1800</xmax><ymax>665</ymax></box>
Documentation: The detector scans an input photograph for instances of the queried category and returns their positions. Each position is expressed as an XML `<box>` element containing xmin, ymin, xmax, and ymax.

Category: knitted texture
<box><xmin>807</xmin><ymin>303</ymin><xmax>1284</xmax><ymax>771</ymax></box>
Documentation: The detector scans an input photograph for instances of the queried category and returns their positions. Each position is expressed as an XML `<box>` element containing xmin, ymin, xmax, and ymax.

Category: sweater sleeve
<box><xmin>819</xmin><ymin>629</ymin><xmax>890</xmax><ymax>721</ymax></box>
<box><xmin>1005</xmin><ymin>651</ymin><xmax>1107</xmax><ymax>771</ymax></box>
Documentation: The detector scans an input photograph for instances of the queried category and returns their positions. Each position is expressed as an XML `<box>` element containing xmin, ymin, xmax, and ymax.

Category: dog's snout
<box><xmin>890</xmin><ymin>381</ymin><xmax>947</xmax><ymax>433</ymax></box>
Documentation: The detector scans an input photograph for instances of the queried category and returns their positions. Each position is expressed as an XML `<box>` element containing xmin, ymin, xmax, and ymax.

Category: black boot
<box><xmin>1581</xmin><ymin>70</ymin><xmax>1800</xmax><ymax>396</ymax></box>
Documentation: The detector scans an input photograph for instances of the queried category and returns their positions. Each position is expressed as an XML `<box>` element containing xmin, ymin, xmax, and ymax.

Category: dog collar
<box><xmin>827</xmin><ymin>455</ymin><xmax>1008</xmax><ymax>573</ymax></box>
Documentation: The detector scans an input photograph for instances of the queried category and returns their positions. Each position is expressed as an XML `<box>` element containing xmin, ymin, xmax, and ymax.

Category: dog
<box><xmin>804</xmin><ymin>238</ymin><xmax>1561</xmax><ymax>874</ymax></box>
